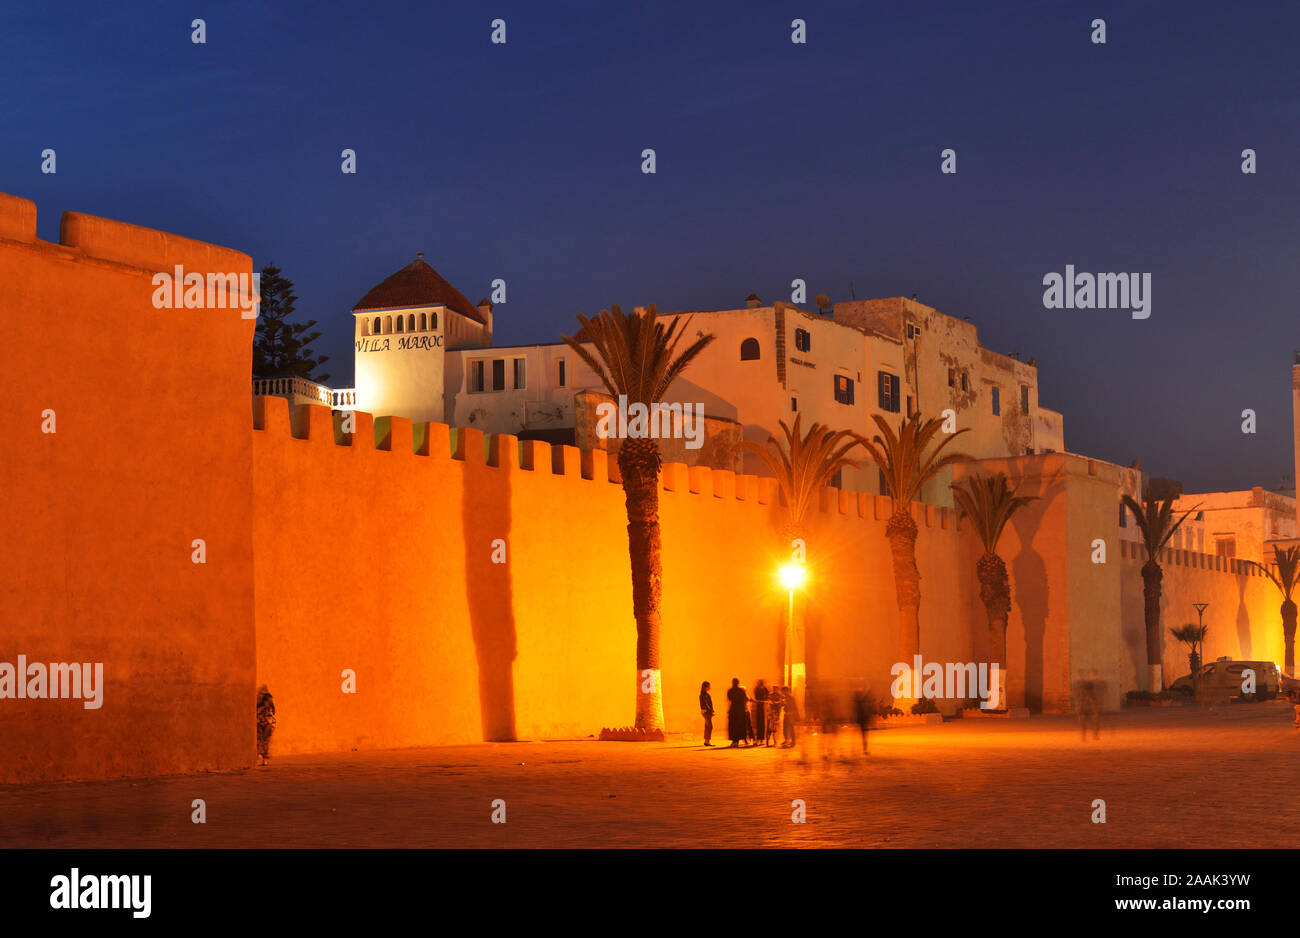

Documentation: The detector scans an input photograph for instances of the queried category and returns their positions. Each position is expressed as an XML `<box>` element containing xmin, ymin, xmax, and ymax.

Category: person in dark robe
<box><xmin>256</xmin><ymin>684</ymin><xmax>276</xmax><ymax>766</ymax></box>
<box><xmin>726</xmin><ymin>678</ymin><xmax>748</xmax><ymax>747</ymax></box>
<box><xmin>699</xmin><ymin>681</ymin><xmax>715</xmax><ymax>746</ymax></box>
<box><xmin>753</xmin><ymin>679</ymin><xmax>769</xmax><ymax>745</ymax></box>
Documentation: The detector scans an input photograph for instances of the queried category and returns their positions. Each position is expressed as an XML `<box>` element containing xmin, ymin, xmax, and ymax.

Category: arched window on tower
<box><xmin>373</xmin><ymin>317</ymin><xmax>381</xmax><ymax>334</ymax></box>
<box><xmin>431</xmin><ymin>312</ymin><xmax>438</xmax><ymax>330</ymax></box>
<box><xmin>408</xmin><ymin>314</ymin><xmax>416</xmax><ymax>332</ymax></box>
<box><xmin>419</xmin><ymin>313</ymin><xmax>427</xmax><ymax>331</ymax></box>
<box><xmin>396</xmin><ymin>316</ymin><xmax>404</xmax><ymax>333</ymax></box>
<box><xmin>740</xmin><ymin>338</ymin><xmax>760</xmax><ymax>361</ymax></box>
<box><xmin>385</xmin><ymin>315</ymin><xmax>393</xmax><ymax>333</ymax></box>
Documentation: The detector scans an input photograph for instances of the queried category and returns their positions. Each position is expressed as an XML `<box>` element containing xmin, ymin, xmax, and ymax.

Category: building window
<box><xmin>960</xmin><ymin>372</ymin><xmax>969</xmax><ymax>392</ymax></box>
<box><xmin>557</xmin><ymin>359</ymin><xmax>567</xmax><ymax>388</ymax></box>
<box><xmin>906</xmin><ymin>323</ymin><xmax>919</xmax><ymax>340</ymax></box>
<box><xmin>948</xmin><ymin>367</ymin><xmax>955</xmax><ymax>387</ymax></box>
<box><xmin>1119</xmin><ymin>503</ymin><xmax>1127</xmax><ymax>527</ymax></box>
<box><xmin>431</xmin><ymin>312</ymin><xmax>438</xmax><ymax>329</ymax></box>
<box><xmin>1215</xmin><ymin>536</ymin><xmax>1236</xmax><ymax>559</ymax></box>
<box><xmin>834</xmin><ymin>374</ymin><xmax>855</xmax><ymax>405</ymax></box>
<box><xmin>791</xmin><ymin>396</ymin><xmax>798</xmax><ymax>411</ymax></box>
<box><xmin>492</xmin><ymin>358</ymin><xmax>506</xmax><ymax>392</ymax></box>
<box><xmin>740</xmin><ymin>338</ymin><xmax>760</xmax><ymax>361</ymax></box>
<box><xmin>469</xmin><ymin>360</ymin><xmax>486</xmax><ymax>393</ymax></box>
<box><xmin>1021</xmin><ymin>384</ymin><xmax>1030</xmax><ymax>414</ymax></box>
<box><xmin>906</xmin><ymin>395</ymin><xmax>914</xmax><ymax>417</ymax></box>
<box><xmin>877</xmin><ymin>371</ymin><xmax>900</xmax><ymax>412</ymax></box>
<box><xmin>991</xmin><ymin>386</ymin><xmax>1000</xmax><ymax>416</ymax></box>
<box><xmin>513</xmin><ymin>358</ymin><xmax>526</xmax><ymax>390</ymax></box>
<box><xmin>409</xmin><ymin>314</ymin><xmax>416</xmax><ymax>332</ymax></box>
<box><xmin>396</xmin><ymin>317</ymin><xmax>404</xmax><ymax>333</ymax></box>
<box><xmin>419</xmin><ymin>313</ymin><xmax>427</xmax><ymax>330</ymax></box>
<box><xmin>794</xmin><ymin>328</ymin><xmax>811</xmax><ymax>352</ymax></box>
<box><xmin>373</xmin><ymin>317</ymin><xmax>381</xmax><ymax>334</ymax></box>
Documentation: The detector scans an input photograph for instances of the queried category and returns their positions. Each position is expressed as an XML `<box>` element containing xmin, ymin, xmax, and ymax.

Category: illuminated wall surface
<box><xmin>0</xmin><ymin>193</ymin><xmax>1284</xmax><ymax>781</ymax></box>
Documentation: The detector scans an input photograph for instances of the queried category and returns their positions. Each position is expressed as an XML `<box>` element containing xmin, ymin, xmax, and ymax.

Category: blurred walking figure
<box><xmin>781</xmin><ymin>685</ymin><xmax>799</xmax><ymax>747</ymax></box>
<box><xmin>854</xmin><ymin>686</ymin><xmax>873</xmax><ymax>755</ymax></box>
<box><xmin>727</xmin><ymin>678</ymin><xmax>749</xmax><ymax>748</ymax></box>
<box><xmin>256</xmin><ymin>684</ymin><xmax>276</xmax><ymax>766</ymax></box>
<box><xmin>753</xmin><ymin>679</ymin><xmax>769</xmax><ymax>746</ymax></box>
<box><xmin>699</xmin><ymin>681</ymin><xmax>715</xmax><ymax>746</ymax></box>
<box><xmin>1074</xmin><ymin>669</ymin><xmax>1102</xmax><ymax>740</ymax></box>
<box><xmin>818</xmin><ymin>689</ymin><xmax>841</xmax><ymax>766</ymax></box>
<box><xmin>766</xmin><ymin>685</ymin><xmax>782</xmax><ymax>746</ymax></box>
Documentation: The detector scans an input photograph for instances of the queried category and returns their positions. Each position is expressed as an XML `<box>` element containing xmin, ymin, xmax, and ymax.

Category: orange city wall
<box><xmin>253</xmin><ymin>397</ymin><xmax>990</xmax><ymax>754</ymax></box>
<box><xmin>0</xmin><ymin>193</ymin><xmax>257</xmax><ymax>783</ymax></box>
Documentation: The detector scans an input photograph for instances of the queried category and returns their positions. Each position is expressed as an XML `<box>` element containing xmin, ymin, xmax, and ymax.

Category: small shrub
<box><xmin>911</xmin><ymin>697</ymin><xmax>939</xmax><ymax>715</ymax></box>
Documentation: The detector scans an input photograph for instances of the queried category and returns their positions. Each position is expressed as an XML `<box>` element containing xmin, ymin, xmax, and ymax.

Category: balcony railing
<box><xmin>253</xmin><ymin>377</ymin><xmax>356</xmax><ymax>408</ymax></box>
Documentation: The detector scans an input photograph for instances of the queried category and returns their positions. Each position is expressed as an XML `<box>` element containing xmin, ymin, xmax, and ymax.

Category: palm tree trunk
<box><xmin>886</xmin><ymin>510</ymin><xmax>922</xmax><ymax>675</ymax></box>
<box><xmin>978</xmin><ymin>552</ymin><xmax>1011</xmax><ymax>709</ymax></box>
<box><xmin>1142</xmin><ymin>559</ymin><xmax>1164</xmax><ymax>691</ymax></box>
<box><xmin>620</xmin><ymin>440</ymin><xmax>665</xmax><ymax>731</ymax></box>
<box><xmin>1283</xmin><ymin>599</ymin><xmax>1297</xmax><ymax>677</ymax></box>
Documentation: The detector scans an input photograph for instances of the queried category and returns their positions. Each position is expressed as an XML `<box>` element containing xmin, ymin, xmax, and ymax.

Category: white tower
<box><xmin>351</xmin><ymin>254</ymin><xmax>489</xmax><ymax>423</ymax></box>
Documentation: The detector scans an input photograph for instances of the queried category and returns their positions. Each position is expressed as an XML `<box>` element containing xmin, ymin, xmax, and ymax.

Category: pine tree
<box><xmin>252</xmin><ymin>264</ymin><xmax>330</xmax><ymax>382</ymax></box>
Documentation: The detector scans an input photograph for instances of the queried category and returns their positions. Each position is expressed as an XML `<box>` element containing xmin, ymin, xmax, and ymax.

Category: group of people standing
<box><xmin>699</xmin><ymin>678</ymin><xmax>800</xmax><ymax>747</ymax></box>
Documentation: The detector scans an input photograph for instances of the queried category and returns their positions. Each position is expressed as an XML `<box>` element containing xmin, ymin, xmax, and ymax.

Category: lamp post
<box><xmin>1192</xmin><ymin>602</ymin><xmax>1208</xmax><ymax>699</ymax></box>
<box><xmin>778</xmin><ymin>563</ymin><xmax>808</xmax><ymax>697</ymax></box>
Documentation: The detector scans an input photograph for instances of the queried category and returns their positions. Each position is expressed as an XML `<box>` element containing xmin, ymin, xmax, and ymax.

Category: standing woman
<box><xmin>753</xmin><ymin>679</ymin><xmax>769</xmax><ymax>746</ymax></box>
<box><xmin>699</xmin><ymin>681</ymin><xmax>715</xmax><ymax>747</ymax></box>
<box><xmin>727</xmin><ymin>678</ymin><xmax>748</xmax><ymax>748</ymax></box>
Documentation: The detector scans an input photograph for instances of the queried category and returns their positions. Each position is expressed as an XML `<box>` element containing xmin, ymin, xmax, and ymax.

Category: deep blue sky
<box><xmin>4</xmin><ymin>0</ymin><xmax>1297</xmax><ymax>492</ymax></box>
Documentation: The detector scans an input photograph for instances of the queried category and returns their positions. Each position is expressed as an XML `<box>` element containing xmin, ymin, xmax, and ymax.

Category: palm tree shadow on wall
<box><xmin>1009</xmin><ymin>500</ymin><xmax>1048</xmax><ymax>712</ymax></box>
<box><xmin>462</xmin><ymin>434</ymin><xmax>518</xmax><ymax>741</ymax></box>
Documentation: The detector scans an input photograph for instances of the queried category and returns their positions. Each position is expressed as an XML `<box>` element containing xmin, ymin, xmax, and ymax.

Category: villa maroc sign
<box><xmin>355</xmin><ymin>335</ymin><xmax>444</xmax><ymax>353</ymax></box>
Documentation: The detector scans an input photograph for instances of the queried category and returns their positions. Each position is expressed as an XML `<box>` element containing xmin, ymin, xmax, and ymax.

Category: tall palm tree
<box><xmin>1169</xmin><ymin>622</ymin><xmax>1208</xmax><ymax>696</ymax></box>
<box><xmin>950</xmin><ymin>473</ymin><xmax>1036</xmax><ymax>710</ymax></box>
<box><xmin>739</xmin><ymin>415</ymin><xmax>862</xmax><ymax>691</ymax></box>
<box><xmin>859</xmin><ymin>412</ymin><xmax>970</xmax><ymax>674</ymax></box>
<box><xmin>561</xmin><ymin>304</ymin><xmax>714</xmax><ymax>731</ymax></box>
<box><xmin>1122</xmin><ymin>487</ymin><xmax>1198</xmax><ymax>691</ymax></box>
<box><xmin>738</xmin><ymin>414</ymin><xmax>862</xmax><ymax>546</ymax></box>
<box><xmin>1257</xmin><ymin>545</ymin><xmax>1300</xmax><ymax>676</ymax></box>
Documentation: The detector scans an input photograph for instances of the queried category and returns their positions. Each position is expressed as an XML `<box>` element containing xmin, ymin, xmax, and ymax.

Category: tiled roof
<box><xmin>352</xmin><ymin>256</ymin><xmax>482</xmax><ymax>323</ymax></box>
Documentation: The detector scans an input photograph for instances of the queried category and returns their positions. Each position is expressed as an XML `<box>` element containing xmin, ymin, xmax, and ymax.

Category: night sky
<box><xmin>4</xmin><ymin>0</ymin><xmax>1297</xmax><ymax>492</ymax></box>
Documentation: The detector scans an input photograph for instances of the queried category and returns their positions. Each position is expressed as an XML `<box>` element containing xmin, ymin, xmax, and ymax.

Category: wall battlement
<box><xmin>0</xmin><ymin>190</ymin><xmax>251</xmax><ymax>278</ymax></box>
<box><xmin>1118</xmin><ymin>538</ymin><xmax>1268</xmax><ymax>577</ymax></box>
<box><xmin>252</xmin><ymin>395</ymin><xmax>964</xmax><ymax>530</ymax></box>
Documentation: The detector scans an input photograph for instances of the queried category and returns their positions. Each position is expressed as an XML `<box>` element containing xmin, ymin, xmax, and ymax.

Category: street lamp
<box><xmin>778</xmin><ymin>563</ymin><xmax>808</xmax><ymax>690</ymax></box>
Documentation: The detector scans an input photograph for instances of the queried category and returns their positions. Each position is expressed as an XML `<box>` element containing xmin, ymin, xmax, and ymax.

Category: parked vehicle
<box><xmin>1168</xmin><ymin>657</ymin><xmax>1279</xmax><ymax>700</ymax></box>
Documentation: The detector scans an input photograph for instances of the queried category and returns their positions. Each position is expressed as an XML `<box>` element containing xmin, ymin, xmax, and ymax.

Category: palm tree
<box><xmin>1169</xmin><ymin>623</ymin><xmax>1208</xmax><ymax>696</ymax></box>
<box><xmin>950</xmin><ymin>473</ymin><xmax>1036</xmax><ymax>710</ymax></box>
<box><xmin>1256</xmin><ymin>545</ymin><xmax>1300</xmax><ymax>676</ymax></box>
<box><xmin>1122</xmin><ymin>487</ymin><xmax>1199</xmax><ymax>691</ymax></box>
<box><xmin>858</xmin><ymin>413</ymin><xmax>970</xmax><ymax>674</ymax></box>
<box><xmin>739</xmin><ymin>415</ymin><xmax>862</xmax><ymax>691</ymax></box>
<box><xmin>738</xmin><ymin>414</ymin><xmax>862</xmax><ymax>546</ymax></box>
<box><xmin>561</xmin><ymin>304</ymin><xmax>714</xmax><ymax>731</ymax></box>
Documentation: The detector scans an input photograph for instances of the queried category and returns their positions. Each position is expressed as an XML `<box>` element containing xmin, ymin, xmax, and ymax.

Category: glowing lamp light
<box><xmin>779</xmin><ymin>563</ymin><xmax>807</xmax><ymax>591</ymax></box>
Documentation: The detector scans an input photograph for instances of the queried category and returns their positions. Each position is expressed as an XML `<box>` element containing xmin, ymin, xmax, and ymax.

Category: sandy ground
<box><xmin>2</xmin><ymin>702</ymin><xmax>1296</xmax><ymax>848</ymax></box>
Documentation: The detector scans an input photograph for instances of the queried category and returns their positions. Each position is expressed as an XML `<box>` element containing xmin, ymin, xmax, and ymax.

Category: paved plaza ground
<box><xmin>2</xmin><ymin>702</ymin><xmax>1296</xmax><ymax>849</ymax></box>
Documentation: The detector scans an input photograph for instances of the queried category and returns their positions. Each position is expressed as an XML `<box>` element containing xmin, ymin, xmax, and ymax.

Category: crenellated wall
<box><xmin>252</xmin><ymin>395</ymin><xmax>989</xmax><ymax>753</ymax></box>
